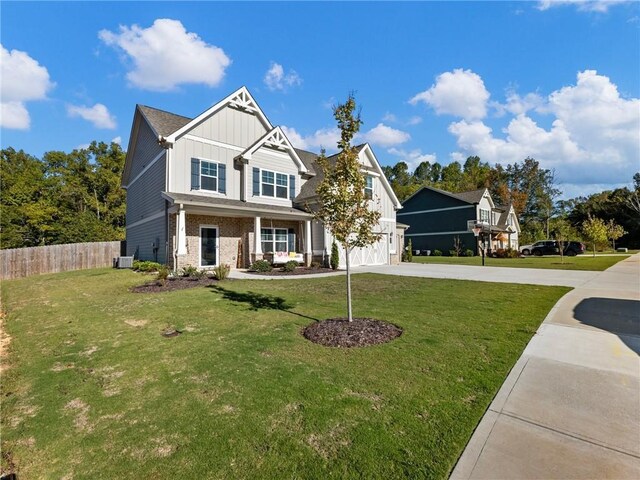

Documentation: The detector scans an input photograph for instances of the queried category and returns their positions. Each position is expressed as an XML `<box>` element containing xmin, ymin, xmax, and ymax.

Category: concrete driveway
<box><xmin>356</xmin><ymin>262</ymin><xmax>599</xmax><ymax>287</ymax></box>
<box><xmin>451</xmin><ymin>254</ymin><xmax>640</xmax><ymax>479</ymax></box>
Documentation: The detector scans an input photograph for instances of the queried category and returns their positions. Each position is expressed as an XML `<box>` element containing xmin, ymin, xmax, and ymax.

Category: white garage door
<box><xmin>338</xmin><ymin>234</ymin><xmax>388</xmax><ymax>268</ymax></box>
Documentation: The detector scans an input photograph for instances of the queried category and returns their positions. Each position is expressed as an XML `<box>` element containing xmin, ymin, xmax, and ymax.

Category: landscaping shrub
<box><xmin>181</xmin><ymin>265</ymin><xmax>199</xmax><ymax>277</ymax></box>
<box><xmin>133</xmin><ymin>260</ymin><xmax>162</xmax><ymax>272</ymax></box>
<box><xmin>494</xmin><ymin>248</ymin><xmax>507</xmax><ymax>258</ymax></box>
<box><xmin>433</xmin><ymin>250</ymin><xmax>442</xmax><ymax>256</ymax></box>
<box><xmin>330</xmin><ymin>241</ymin><xmax>340</xmax><ymax>270</ymax></box>
<box><xmin>448</xmin><ymin>250</ymin><xmax>457</xmax><ymax>257</ymax></box>
<box><xmin>404</xmin><ymin>239</ymin><xmax>413</xmax><ymax>262</ymax></box>
<box><xmin>506</xmin><ymin>247</ymin><xmax>520</xmax><ymax>258</ymax></box>
<box><xmin>251</xmin><ymin>260</ymin><xmax>272</xmax><ymax>272</ymax></box>
<box><xmin>282</xmin><ymin>260</ymin><xmax>298</xmax><ymax>272</ymax></box>
<box><xmin>156</xmin><ymin>265</ymin><xmax>169</xmax><ymax>285</ymax></box>
<box><xmin>463</xmin><ymin>249</ymin><xmax>474</xmax><ymax>257</ymax></box>
<box><xmin>213</xmin><ymin>264</ymin><xmax>231</xmax><ymax>280</ymax></box>
<box><xmin>310</xmin><ymin>261</ymin><xmax>322</xmax><ymax>269</ymax></box>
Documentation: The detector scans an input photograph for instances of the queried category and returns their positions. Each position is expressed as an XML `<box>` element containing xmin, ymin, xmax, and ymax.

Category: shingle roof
<box><xmin>163</xmin><ymin>192</ymin><xmax>312</xmax><ymax>217</ymax></box>
<box><xmin>451</xmin><ymin>188</ymin><xmax>487</xmax><ymax>204</ymax></box>
<box><xmin>138</xmin><ymin>105</ymin><xmax>191</xmax><ymax>138</ymax></box>
<box><xmin>293</xmin><ymin>148</ymin><xmax>318</xmax><ymax>176</ymax></box>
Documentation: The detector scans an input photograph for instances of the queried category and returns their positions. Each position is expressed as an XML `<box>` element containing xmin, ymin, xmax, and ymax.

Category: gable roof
<box><xmin>451</xmin><ymin>188</ymin><xmax>487</xmax><ymax>204</ymax></box>
<box><xmin>294</xmin><ymin>148</ymin><xmax>318</xmax><ymax>175</ymax></box>
<box><xmin>166</xmin><ymin>86</ymin><xmax>273</xmax><ymax>143</ymax></box>
<box><xmin>236</xmin><ymin>126</ymin><xmax>308</xmax><ymax>174</ymax></box>
<box><xmin>137</xmin><ymin>105</ymin><xmax>191</xmax><ymax>138</ymax></box>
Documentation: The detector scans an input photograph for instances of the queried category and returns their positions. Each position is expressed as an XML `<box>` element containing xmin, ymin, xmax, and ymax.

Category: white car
<box><xmin>520</xmin><ymin>243</ymin><xmax>535</xmax><ymax>256</ymax></box>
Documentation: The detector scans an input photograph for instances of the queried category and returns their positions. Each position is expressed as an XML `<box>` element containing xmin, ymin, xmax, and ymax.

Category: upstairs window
<box><xmin>201</xmin><ymin>161</ymin><xmax>218</xmax><ymax>191</ymax></box>
<box><xmin>480</xmin><ymin>209</ymin><xmax>490</xmax><ymax>223</ymax></box>
<box><xmin>365</xmin><ymin>175</ymin><xmax>373</xmax><ymax>199</ymax></box>
<box><xmin>261</xmin><ymin>170</ymin><xmax>289</xmax><ymax>199</ymax></box>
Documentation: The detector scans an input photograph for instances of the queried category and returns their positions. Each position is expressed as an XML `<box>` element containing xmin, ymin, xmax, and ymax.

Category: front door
<box><xmin>200</xmin><ymin>226</ymin><xmax>218</xmax><ymax>267</ymax></box>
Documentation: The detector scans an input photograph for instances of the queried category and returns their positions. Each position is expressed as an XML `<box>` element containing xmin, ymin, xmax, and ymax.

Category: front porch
<box><xmin>164</xmin><ymin>192</ymin><xmax>313</xmax><ymax>271</ymax></box>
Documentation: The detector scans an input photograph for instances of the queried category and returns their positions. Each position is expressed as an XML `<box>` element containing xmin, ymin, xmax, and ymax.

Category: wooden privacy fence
<box><xmin>1</xmin><ymin>241</ymin><xmax>124</xmax><ymax>280</ymax></box>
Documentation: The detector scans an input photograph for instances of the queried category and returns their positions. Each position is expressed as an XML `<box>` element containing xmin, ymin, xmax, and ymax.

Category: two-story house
<box><xmin>122</xmin><ymin>87</ymin><xmax>404</xmax><ymax>270</ymax></box>
<box><xmin>398</xmin><ymin>186</ymin><xmax>520</xmax><ymax>255</ymax></box>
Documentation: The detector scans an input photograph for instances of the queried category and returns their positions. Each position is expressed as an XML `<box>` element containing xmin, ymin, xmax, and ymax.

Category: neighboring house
<box><xmin>398</xmin><ymin>186</ymin><xmax>520</xmax><ymax>254</ymax></box>
<box><xmin>122</xmin><ymin>86</ymin><xmax>404</xmax><ymax>270</ymax></box>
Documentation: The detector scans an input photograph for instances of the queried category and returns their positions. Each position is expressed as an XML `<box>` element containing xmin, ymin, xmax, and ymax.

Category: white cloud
<box><xmin>99</xmin><ymin>19</ymin><xmax>231</xmax><ymax>91</ymax></box>
<box><xmin>0</xmin><ymin>44</ymin><xmax>54</xmax><ymax>129</ymax></box>
<box><xmin>537</xmin><ymin>0</ymin><xmax>631</xmax><ymax>13</ymax></box>
<box><xmin>382</xmin><ymin>112</ymin><xmax>398</xmax><ymax>123</ymax></box>
<box><xmin>494</xmin><ymin>90</ymin><xmax>546</xmax><ymax>116</ymax></box>
<box><xmin>111</xmin><ymin>136</ymin><xmax>122</xmax><ymax>145</ymax></box>
<box><xmin>446</xmin><ymin>70</ymin><xmax>639</xmax><ymax>188</ymax></box>
<box><xmin>281</xmin><ymin>126</ymin><xmax>340</xmax><ymax>151</ymax></box>
<box><xmin>360</xmin><ymin>123</ymin><xmax>410</xmax><ymax>147</ymax></box>
<box><xmin>264</xmin><ymin>62</ymin><xmax>302</xmax><ymax>91</ymax></box>
<box><xmin>67</xmin><ymin>103</ymin><xmax>117</xmax><ymax>129</ymax></box>
<box><xmin>407</xmin><ymin>116</ymin><xmax>423</xmax><ymax>125</ymax></box>
<box><xmin>388</xmin><ymin>147</ymin><xmax>438</xmax><ymax>172</ymax></box>
<box><xmin>410</xmin><ymin>68</ymin><xmax>490</xmax><ymax>120</ymax></box>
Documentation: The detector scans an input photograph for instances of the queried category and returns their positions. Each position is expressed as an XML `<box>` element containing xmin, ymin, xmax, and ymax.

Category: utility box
<box><xmin>115</xmin><ymin>256</ymin><xmax>134</xmax><ymax>269</ymax></box>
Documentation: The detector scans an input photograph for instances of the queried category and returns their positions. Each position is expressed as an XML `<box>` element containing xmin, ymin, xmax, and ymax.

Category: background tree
<box><xmin>551</xmin><ymin>217</ymin><xmax>574</xmax><ymax>264</ymax></box>
<box><xmin>581</xmin><ymin>215</ymin><xmax>608</xmax><ymax>257</ymax></box>
<box><xmin>606</xmin><ymin>219</ymin><xmax>626</xmax><ymax>251</ymax></box>
<box><xmin>313</xmin><ymin>94</ymin><xmax>381</xmax><ymax>322</ymax></box>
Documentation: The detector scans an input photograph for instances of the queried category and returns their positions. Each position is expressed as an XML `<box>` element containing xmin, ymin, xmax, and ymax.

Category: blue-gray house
<box><xmin>398</xmin><ymin>186</ymin><xmax>520</xmax><ymax>255</ymax></box>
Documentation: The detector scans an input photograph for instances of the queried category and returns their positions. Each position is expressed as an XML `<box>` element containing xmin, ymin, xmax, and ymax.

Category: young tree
<box><xmin>552</xmin><ymin>217</ymin><xmax>573</xmax><ymax>264</ymax></box>
<box><xmin>312</xmin><ymin>94</ymin><xmax>381</xmax><ymax>322</ymax></box>
<box><xmin>581</xmin><ymin>215</ymin><xmax>608</xmax><ymax>257</ymax></box>
<box><xmin>606</xmin><ymin>219</ymin><xmax>626</xmax><ymax>251</ymax></box>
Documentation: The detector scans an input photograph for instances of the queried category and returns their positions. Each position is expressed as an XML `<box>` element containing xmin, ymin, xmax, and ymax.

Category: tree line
<box><xmin>1</xmin><ymin>142</ymin><xmax>637</xmax><ymax>250</ymax></box>
<box><xmin>383</xmin><ymin>156</ymin><xmax>639</xmax><ymax>248</ymax></box>
<box><xmin>1</xmin><ymin>142</ymin><xmax>126</xmax><ymax>249</ymax></box>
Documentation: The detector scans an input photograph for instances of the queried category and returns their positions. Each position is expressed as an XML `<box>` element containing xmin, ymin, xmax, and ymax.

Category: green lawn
<box><xmin>411</xmin><ymin>254</ymin><xmax>631</xmax><ymax>271</ymax></box>
<box><xmin>1</xmin><ymin>269</ymin><xmax>569</xmax><ymax>479</ymax></box>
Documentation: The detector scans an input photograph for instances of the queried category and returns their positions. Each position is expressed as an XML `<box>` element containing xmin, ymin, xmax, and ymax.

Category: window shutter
<box><xmin>253</xmin><ymin>168</ymin><xmax>260</xmax><ymax>196</ymax></box>
<box><xmin>191</xmin><ymin>158</ymin><xmax>200</xmax><ymax>190</ymax></box>
<box><xmin>288</xmin><ymin>228</ymin><xmax>296</xmax><ymax>253</ymax></box>
<box><xmin>289</xmin><ymin>175</ymin><xmax>296</xmax><ymax>200</ymax></box>
<box><xmin>218</xmin><ymin>163</ymin><xmax>226</xmax><ymax>194</ymax></box>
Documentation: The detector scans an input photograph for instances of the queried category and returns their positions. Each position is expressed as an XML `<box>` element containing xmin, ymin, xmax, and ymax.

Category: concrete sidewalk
<box><xmin>451</xmin><ymin>254</ymin><xmax>640</xmax><ymax>479</ymax></box>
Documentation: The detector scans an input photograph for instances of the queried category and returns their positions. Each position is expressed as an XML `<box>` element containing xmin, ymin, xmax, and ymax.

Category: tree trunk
<box><xmin>345</xmin><ymin>245</ymin><xmax>353</xmax><ymax>322</ymax></box>
<box><xmin>593</xmin><ymin>243</ymin><xmax>596</xmax><ymax>258</ymax></box>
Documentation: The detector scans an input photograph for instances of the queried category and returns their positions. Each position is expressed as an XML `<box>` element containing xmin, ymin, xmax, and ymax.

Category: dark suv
<box><xmin>531</xmin><ymin>240</ymin><xmax>585</xmax><ymax>257</ymax></box>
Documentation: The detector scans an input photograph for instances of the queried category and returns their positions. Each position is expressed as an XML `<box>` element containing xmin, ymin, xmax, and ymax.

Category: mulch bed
<box><xmin>302</xmin><ymin>318</ymin><xmax>403</xmax><ymax>348</ymax></box>
<box><xmin>248</xmin><ymin>267</ymin><xmax>337</xmax><ymax>276</ymax></box>
<box><xmin>130</xmin><ymin>277</ymin><xmax>218</xmax><ymax>293</ymax></box>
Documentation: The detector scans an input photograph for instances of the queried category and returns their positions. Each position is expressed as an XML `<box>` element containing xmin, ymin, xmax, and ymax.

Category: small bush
<box><xmin>156</xmin><ymin>265</ymin><xmax>169</xmax><ymax>285</ymax></box>
<box><xmin>405</xmin><ymin>239</ymin><xmax>413</xmax><ymax>263</ymax></box>
<box><xmin>463</xmin><ymin>249</ymin><xmax>474</xmax><ymax>257</ymax></box>
<box><xmin>181</xmin><ymin>265</ymin><xmax>199</xmax><ymax>277</ymax></box>
<box><xmin>494</xmin><ymin>248</ymin><xmax>507</xmax><ymax>259</ymax></box>
<box><xmin>192</xmin><ymin>269</ymin><xmax>206</xmax><ymax>280</ymax></box>
<box><xmin>133</xmin><ymin>260</ymin><xmax>162</xmax><ymax>272</ymax></box>
<box><xmin>330</xmin><ymin>242</ymin><xmax>340</xmax><ymax>270</ymax></box>
<box><xmin>310</xmin><ymin>261</ymin><xmax>322</xmax><ymax>269</ymax></box>
<box><xmin>213</xmin><ymin>264</ymin><xmax>231</xmax><ymax>280</ymax></box>
<box><xmin>448</xmin><ymin>250</ymin><xmax>457</xmax><ymax>257</ymax></box>
<box><xmin>251</xmin><ymin>260</ymin><xmax>272</xmax><ymax>272</ymax></box>
<box><xmin>282</xmin><ymin>260</ymin><xmax>298</xmax><ymax>272</ymax></box>
<box><xmin>433</xmin><ymin>249</ymin><xmax>442</xmax><ymax>256</ymax></box>
<box><xmin>506</xmin><ymin>247</ymin><xmax>520</xmax><ymax>258</ymax></box>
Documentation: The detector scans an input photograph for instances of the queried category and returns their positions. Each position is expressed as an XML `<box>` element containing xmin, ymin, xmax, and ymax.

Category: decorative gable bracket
<box><xmin>228</xmin><ymin>89</ymin><xmax>259</xmax><ymax>114</ymax></box>
<box><xmin>235</xmin><ymin>127</ymin><xmax>308</xmax><ymax>174</ymax></box>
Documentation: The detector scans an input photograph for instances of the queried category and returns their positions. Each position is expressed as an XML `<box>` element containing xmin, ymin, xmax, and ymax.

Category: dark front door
<box><xmin>201</xmin><ymin>227</ymin><xmax>218</xmax><ymax>267</ymax></box>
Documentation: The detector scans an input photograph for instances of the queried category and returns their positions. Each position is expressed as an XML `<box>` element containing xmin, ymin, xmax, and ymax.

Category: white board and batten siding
<box><xmin>188</xmin><ymin>105</ymin><xmax>267</xmax><ymax>149</ymax></box>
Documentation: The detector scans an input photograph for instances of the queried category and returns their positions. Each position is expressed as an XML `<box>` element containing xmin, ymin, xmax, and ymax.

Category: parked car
<box><xmin>531</xmin><ymin>240</ymin><xmax>585</xmax><ymax>257</ymax></box>
<box><xmin>520</xmin><ymin>243</ymin><xmax>535</xmax><ymax>255</ymax></box>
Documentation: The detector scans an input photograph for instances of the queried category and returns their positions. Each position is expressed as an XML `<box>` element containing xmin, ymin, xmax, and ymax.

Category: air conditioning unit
<box><xmin>116</xmin><ymin>256</ymin><xmax>134</xmax><ymax>269</ymax></box>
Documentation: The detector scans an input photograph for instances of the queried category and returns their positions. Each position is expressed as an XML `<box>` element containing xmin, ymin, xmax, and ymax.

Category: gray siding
<box><xmin>188</xmin><ymin>105</ymin><xmax>267</xmax><ymax>148</ymax></box>
<box><xmin>130</xmin><ymin>118</ymin><xmax>164</xmax><ymax>180</ymax></box>
<box><xmin>170</xmin><ymin>138</ymin><xmax>240</xmax><ymax>199</ymax></box>
<box><xmin>126</xmin><ymin>215</ymin><xmax>167</xmax><ymax>264</ymax></box>
<box><xmin>126</xmin><ymin>156</ymin><xmax>166</xmax><ymax>225</ymax></box>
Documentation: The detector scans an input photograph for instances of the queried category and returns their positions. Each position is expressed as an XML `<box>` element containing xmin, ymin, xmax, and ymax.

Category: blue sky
<box><xmin>2</xmin><ymin>1</ymin><xmax>639</xmax><ymax>199</ymax></box>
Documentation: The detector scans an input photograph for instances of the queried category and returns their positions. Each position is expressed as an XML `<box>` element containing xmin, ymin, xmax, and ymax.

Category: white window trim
<box><xmin>199</xmin><ymin>224</ymin><xmax>219</xmax><ymax>268</ymax></box>
<box><xmin>259</xmin><ymin>168</ymin><xmax>290</xmax><ymax>199</ymax></box>
<box><xmin>260</xmin><ymin>227</ymin><xmax>289</xmax><ymax>254</ymax></box>
<box><xmin>199</xmin><ymin>158</ymin><xmax>222</xmax><ymax>194</ymax></box>
<box><xmin>365</xmin><ymin>175</ymin><xmax>374</xmax><ymax>199</ymax></box>
<box><xmin>479</xmin><ymin>208</ymin><xmax>490</xmax><ymax>223</ymax></box>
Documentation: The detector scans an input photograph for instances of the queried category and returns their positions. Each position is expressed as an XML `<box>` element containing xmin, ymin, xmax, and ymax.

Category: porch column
<box><xmin>254</xmin><ymin>216</ymin><xmax>262</xmax><ymax>259</ymax></box>
<box><xmin>304</xmin><ymin>220</ymin><xmax>312</xmax><ymax>266</ymax></box>
<box><xmin>177</xmin><ymin>206</ymin><xmax>187</xmax><ymax>255</ymax></box>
